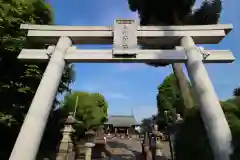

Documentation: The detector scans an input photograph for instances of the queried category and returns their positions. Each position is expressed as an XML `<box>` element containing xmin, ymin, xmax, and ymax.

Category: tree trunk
<box><xmin>171</xmin><ymin>11</ymin><xmax>194</xmax><ymax>117</ymax></box>
<box><xmin>172</xmin><ymin>63</ymin><xmax>194</xmax><ymax>117</ymax></box>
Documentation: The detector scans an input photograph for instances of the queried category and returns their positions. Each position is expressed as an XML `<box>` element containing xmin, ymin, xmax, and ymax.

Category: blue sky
<box><xmin>49</xmin><ymin>0</ymin><xmax>239</xmax><ymax>122</ymax></box>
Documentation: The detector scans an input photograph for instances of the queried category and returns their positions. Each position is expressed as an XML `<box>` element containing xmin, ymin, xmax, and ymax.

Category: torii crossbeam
<box><xmin>9</xmin><ymin>20</ymin><xmax>234</xmax><ymax>160</ymax></box>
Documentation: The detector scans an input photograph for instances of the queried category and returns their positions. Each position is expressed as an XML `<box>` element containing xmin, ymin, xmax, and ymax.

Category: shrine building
<box><xmin>104</xmin><ymin>115</ymin><xmax>139</xmax><ymax>136</ymax></box>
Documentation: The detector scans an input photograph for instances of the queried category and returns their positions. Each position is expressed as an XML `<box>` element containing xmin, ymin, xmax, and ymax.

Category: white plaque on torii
<box><xmin>113</xmin><ymin>19</ymin><xmax>137</xmax><ymax>56</ymax></box>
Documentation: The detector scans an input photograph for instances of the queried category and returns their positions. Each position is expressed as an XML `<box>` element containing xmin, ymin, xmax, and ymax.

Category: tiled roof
<box><xmin>105</xmin><ymin>115</ymin><xmax>139</xmax><ymax>127</ymax></box>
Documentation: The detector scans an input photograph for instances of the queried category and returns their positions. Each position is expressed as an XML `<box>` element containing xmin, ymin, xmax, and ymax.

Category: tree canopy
<box><xmin>157</xmin><ymin>74</ymin><xmax>183</xmax><ymax>115</ymax></box>
<box><xmin>174</xmin><ymin>94</ymin><xmax>240</xmax><ymax>160</ymax></box>
<box><xmin>61</xmin><ymin>91</ymin><xmax>108</xmax><ymax>137</ymax></box>
<box><xmin>128</xmin><ymin>0</ymin><xmax>222</xmax><ymax>26</ymax></box>
<box><xmin>0</xmin><ymin>0</ymin><xmax>75</xmax><ymax>159</ymax></box>
<box><xmin>156</xmin><ymin>73</ymin><xmax>193</xmax><ymax>126</ymax></box>
<box><xmin>0</xmin><ymin>0</ymin><xmax>75</xmax><ymax>126</ymax></box>
<box><xmin>233</xmin><ymin>87</ymin><xmax>240</xmax><ymax>97</ymax></box>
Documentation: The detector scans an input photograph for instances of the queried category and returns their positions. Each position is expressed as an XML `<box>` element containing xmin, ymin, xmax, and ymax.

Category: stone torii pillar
<box><xmin>181</xmin><ymin>36</ymin><xmax>232</xmax><ymax>160</ymax></box>
<box><xmin>9</xmin><ymin>37</ymin><xmax>72</xmax><ymax>160</ymax></box>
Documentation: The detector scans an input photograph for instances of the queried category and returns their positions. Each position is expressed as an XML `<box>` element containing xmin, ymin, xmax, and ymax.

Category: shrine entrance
<box><xmin>9</xmin><ymin>20</ymin><xmax>234</xmax><ymax>160</ymax></box>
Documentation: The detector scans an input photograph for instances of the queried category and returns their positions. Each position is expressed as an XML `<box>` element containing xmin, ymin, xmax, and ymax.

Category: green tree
<box><xmin>61</xmin><ymin>91</ymin><xmax>108</xmax><ymax>138</ymax></box>
<box><xmin>91</xmin><ymin>93</ymin><xmax>108</xmax><ymax>123</ymax></box>
<box><xmin>0</xmin><ymin>0</ymin><xmax>75</xmax><ymax>122</ymax></box>
<box><xmin>174</xmin><ymin>88</ymin><xmax>240</xmax><ymax>160</ymax></box>
<box><xmin>233</xmin><ymin>87</ymin><xmax>240</xmax><ymax>97</ymax></box>
<box><xmin>157</xmin><ymin>74</ymin><xmax>183</xmax><ymax>115</ymax></box>
<box><xmin>128</xmin><ymin>0</ymin><xmax>222</xmax><ymax>117</ymax></box>
<box><xmin>155</xmin><ymin>74</ymin><xmax>240</xmax><ymax>159</ymax></box>
<box><xmin>0</xmin><ymin>0</ymin><xmax>75</xmax><ymax>159</ymax></box>
<box><xmin>156</xmin><ymin>73</ymin><xmax>194</xmax><ymax>127</ymax></box>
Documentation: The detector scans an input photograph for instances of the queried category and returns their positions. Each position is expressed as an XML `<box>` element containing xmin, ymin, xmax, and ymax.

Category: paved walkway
<box><xmin>105</xmin><ymin>138</ymin><xmax>171</xmax><ymax>160</ymax></box>
<box><xmin>106</xmin><ymin>138</ymin><xmax>141</xmax><ymax>160</ymax></box>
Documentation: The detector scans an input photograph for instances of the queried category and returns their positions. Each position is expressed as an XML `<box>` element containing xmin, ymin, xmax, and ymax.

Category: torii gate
<box><xmin>9</xmin><ymin>20</ymin><xmax>234</xmax><ymax>160</ymax></box>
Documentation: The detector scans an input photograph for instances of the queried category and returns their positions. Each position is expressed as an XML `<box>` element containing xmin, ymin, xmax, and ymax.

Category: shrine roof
<box><xmin>105</xmin><ymin>115</ymin><xmax>139</xmax><ymax>127</ymax></box>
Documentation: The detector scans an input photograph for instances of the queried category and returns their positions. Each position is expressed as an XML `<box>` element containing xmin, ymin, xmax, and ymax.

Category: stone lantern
<box><xmin>151</xmin><ymin>124</ymin><xmax>164</xmax><ymax>160</ymax></box>
<box><xmin>171</xmin><ymin>113</ymin><xmax>183</xmax><ymax>157</ymax></box>
<box><xmin>56</xmin><ymin>112</ymin><xmax>75</xmax><ymax>160</ymax></box>
<box><xmin>85</xmin><ymin>130</ymin><xmax>95</xmax><ymax>143</ymax></box>
<box><xmin>84</xmin><ymin>130</ymin><xmax>96</xmax><ymax>160</ymax></box>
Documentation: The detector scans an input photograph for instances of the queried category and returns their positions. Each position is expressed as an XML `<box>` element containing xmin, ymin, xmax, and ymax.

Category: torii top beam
<box><xmin>20</xmin><ymin>24</ymin><xmax>233</xmax><ymax>46</ymax></box>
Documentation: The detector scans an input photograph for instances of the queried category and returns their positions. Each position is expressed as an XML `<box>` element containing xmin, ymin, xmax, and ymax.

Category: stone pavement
<box><xmin>105</xmin><ymin>139</ymin><xmax>140</xmax><ymax>160</ymax></box>
<box><xmin>105</xmin><ymin>137</ymin><xmax>171</xmax><ymax>160</ymax></box>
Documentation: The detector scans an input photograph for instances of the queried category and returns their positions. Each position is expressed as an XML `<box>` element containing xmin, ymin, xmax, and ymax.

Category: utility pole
<box><xmin>73</xmin><ymin>95</ymin><xmax>79</xmax><ymax>118</ymax></box>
